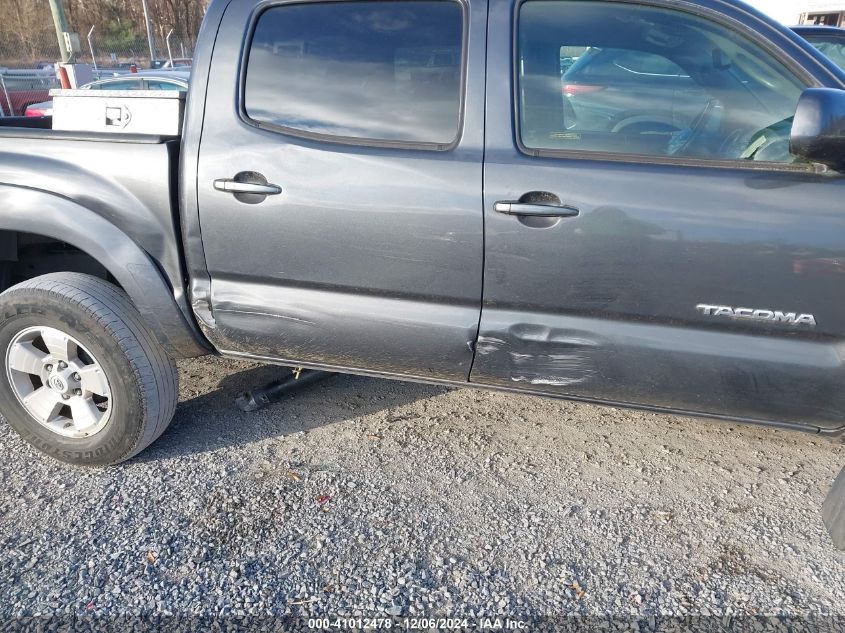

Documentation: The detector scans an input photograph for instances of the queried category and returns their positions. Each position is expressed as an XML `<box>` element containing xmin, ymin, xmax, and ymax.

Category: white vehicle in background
<box><xmin>151</xmin><ymin>58</ymin><xmax>194</xmax><ymax>69</ymax></box>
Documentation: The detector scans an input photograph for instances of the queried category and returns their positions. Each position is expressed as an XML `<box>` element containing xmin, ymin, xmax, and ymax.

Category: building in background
<box><xmin>799</xmin><ymin>1</ymin><xmax>845</xmax><ymax>26</ymax></box>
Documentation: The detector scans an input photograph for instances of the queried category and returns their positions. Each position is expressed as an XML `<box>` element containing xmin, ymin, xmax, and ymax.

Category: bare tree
<box><xmin>0</xmin><ymin>0</ymin><xmax>207</xmax><ymax>66</ymax></box>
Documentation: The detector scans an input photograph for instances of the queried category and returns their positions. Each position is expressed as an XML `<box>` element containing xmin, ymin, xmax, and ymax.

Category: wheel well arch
<box><xmin>0</xmin><ymin>231</ymin><xmax>118</xmax><ymax>292</ymax></box>
<box><xmin>0</xmin><ymin>186</ymin><xmax>209</xmax><ymax>358</ymax></box>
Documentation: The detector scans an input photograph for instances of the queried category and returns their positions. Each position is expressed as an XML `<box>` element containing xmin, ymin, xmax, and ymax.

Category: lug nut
<box><xmin>58</xmin><ymin>361</ymin><xmax>67</xmax><ymax>370</ymax></box>
<box><xmin>72</xmin><ymin>373</ymin><xmax>81</xmax><ymax>381</ymax></box>
<box><xmin>45</xmin><ymin>364</ymin><xmax>53</xmax><ymax>372</ymax></box>
<box><xmin>74</xmin><ymin>389</ymin><xmax>82</xmax><ymax>396</ymax></box>
<box><xmin>61</xmin><ymin>394</ymin><xmax>70</xmax><ymax>400</ymax></box>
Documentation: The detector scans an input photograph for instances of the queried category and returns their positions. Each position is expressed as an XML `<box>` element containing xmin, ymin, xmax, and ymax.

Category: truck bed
<box><xmin>0</xmin><ymin>118</ymin><xmax>190</xmax><ymax>321</ymax></box>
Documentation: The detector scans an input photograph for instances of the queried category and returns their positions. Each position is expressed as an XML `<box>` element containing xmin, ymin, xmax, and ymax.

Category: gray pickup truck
<box><xmin>1</xmin><ymin>0</ymin><xmax>845</xmax><ymax>467</ymax></box>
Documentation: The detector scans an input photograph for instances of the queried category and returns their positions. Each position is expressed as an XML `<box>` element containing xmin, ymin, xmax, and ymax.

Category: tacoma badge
<box><xmin>696</xmin><ymin>304</ymin><xmax>817</xmax><ymax>327</ymax></box>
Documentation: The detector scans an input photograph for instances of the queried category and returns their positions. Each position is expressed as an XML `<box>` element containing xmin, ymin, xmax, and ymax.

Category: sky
<box><xmin>742</xmin><ymin>0</ymin><xmax>807</xmax><ymax>24</ymax></box>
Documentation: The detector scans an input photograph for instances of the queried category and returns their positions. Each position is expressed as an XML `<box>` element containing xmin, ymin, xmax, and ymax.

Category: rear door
<box><xmin>196</xmin><ymin>0</ymin><xmax>486</xmax><ymax>381</ymax></box>
<box><xmin>473</xmin><ymin>0</ymin><xmax>845</xmax><ymax>431</ymax></box>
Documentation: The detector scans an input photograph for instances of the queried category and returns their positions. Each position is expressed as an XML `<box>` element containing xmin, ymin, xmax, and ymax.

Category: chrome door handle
<box><xmin>494</xmin><ymin>201</ymin><xmax>580</xmax><ymax>218</ymax></box>
<box><xmin>213</xmin><ymin>179</ymin><xmax>282</xmax><ymax>195</ymax></box>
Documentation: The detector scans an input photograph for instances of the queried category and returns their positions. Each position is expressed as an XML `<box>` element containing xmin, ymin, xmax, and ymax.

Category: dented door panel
<box><xmin>473</xmin><ymin>0</ymin><xmax>845</xmax><ymax>432</ymax></box>
<box><xmin>473</xmin><ymin>310</ymin><xmax>845</xmax><ymax>430</ymax></box>
<box><xmin>472</xmin><ymin>152</ymin><xmax>845</xmax><ymax>432</ymax></box>
<box><xmin>210</xmin><ymin>279</ymin><xmax>480</xmax><ymax>379</ymax></box>
<box><xmin>196</xmin><ymin>0</ymin><xmax>487</xmax><ymax>381</ymax></box>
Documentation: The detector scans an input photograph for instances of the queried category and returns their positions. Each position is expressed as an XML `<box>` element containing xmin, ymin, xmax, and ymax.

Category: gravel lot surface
<box><xmin>0</xmin><ymin>356</ymin><xmax>844</xmax><ymax>624</ymax></box>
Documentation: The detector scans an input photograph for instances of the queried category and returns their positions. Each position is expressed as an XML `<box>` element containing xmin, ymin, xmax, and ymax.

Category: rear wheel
<box><xmin>0</xmin><ymin>273</ymin><xmax>178</xmax><ymax>465</ymax></box>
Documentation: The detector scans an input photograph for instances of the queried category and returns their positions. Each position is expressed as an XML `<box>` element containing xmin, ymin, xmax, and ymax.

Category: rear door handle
<box><xmin>213</xmin><ymin>179</ymin><xmax>282</xmax><ymax>195</ymax></box>
<box><xmin>494</xmin><ymin>201</ymin><xmax>580</xmax><ymax>218</ymax></box>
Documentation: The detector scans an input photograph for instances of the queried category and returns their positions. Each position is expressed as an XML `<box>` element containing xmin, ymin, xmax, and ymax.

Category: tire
<box><xmin>0</xmin><ymin>273</ymin><xmax>178</xmax><ymax>466</ymax></box>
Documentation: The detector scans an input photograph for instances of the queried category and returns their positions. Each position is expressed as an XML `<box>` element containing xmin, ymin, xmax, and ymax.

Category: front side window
<box><xmin>244</xmin><ymin>0</ymin><xmax>464</xmax><ymax>146</ymax></box>
<box><xmin>518</xmin><ymin>1</ymin><xmax>807</xmax><ymax>163</ymax></box>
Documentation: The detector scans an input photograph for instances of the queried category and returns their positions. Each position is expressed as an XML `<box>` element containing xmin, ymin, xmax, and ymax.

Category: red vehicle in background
<box><xmin>0</xmin><ymin>69</ymin><xmax>57</xmax><ymax>117</ymax></box>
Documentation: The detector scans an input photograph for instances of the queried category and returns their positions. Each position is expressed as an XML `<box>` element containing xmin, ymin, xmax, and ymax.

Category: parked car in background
<box><xmin>793</xmin><ymin>25</ymin><xmax>845</xmax><ymax>71</ymax></box>
<box><xmin>150</xmin><ymin>58</ymin><xmax>193</xmax><ymax>69</ymax></box>
<box><xmin>100</xmin><ymin>62</ymin><xmax>138</xmax><ymax>71</ymax></box>
<box><xmin>0</xmin><ymin>69</ymin><xmax>58</xmax><ymax>116</ymax></box>
<box><xmin>559</xmin><ymin>27</ymin><xmax>845</xmax><ymax>157</ymax></box>
<box><xmin>559</xmin><ymin>46</ymin><xmax>710</xmax><ymax>143</ymax></box>
<box><xmin>24</xmin><ymin>71</ymin><xmax>190</xmax><ymax>117</ymax></box>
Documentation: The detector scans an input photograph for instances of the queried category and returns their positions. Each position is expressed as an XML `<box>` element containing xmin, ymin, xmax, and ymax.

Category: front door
<box><xmin>473</xmin><ymin>0</ymin><xmax>845</xmax><ymax>431</ymax></box>
<box><xmin>196</xmin><ymin>0</ymin><xmax>486</xmax><ymax>381</ymax></box>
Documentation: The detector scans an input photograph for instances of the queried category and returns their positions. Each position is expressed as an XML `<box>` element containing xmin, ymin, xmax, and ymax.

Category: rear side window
<box><xmin>244</xmin><ymin>0</ymin><xmax>465</xmax><ymax>147</ymax></box>
<box><xmin>517</xmin><ymin>0</ymin><xmax>807</xmax><ymax>163</ymax></box>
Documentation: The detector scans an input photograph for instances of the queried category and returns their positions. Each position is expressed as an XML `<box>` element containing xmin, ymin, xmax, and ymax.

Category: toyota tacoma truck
<box><xmin>0</xmin><ymin>0</ymin><xmax>845</xmax><ymax>467</ymax></box>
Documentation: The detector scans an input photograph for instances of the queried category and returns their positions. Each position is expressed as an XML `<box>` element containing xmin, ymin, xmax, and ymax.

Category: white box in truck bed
<box><xmin>49</xmin><ymin>88</ymin><xmax>185</xmax><ymax>136</ymax></box>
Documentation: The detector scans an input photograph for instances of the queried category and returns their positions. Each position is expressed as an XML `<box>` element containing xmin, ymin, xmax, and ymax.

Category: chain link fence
<box><xmin>0</xmin><ymin>28</ymin><xmax>195</xmax><ymax>68</ymax></box>
<box><xmin>82</xmin><ymin>29</ymin><xmax>196</xmax><ymax>71</ymax></box>
<box><xmin>0</xmin><ymin>0</ymin><xmax>203</xmax><ymax>115</ymax></box>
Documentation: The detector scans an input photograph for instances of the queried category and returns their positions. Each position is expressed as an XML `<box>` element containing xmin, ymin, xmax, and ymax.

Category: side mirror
<box><xmin>790</xmin><ymin>88</ymin><xmax>845</xmax><ymax>171</ymax></box>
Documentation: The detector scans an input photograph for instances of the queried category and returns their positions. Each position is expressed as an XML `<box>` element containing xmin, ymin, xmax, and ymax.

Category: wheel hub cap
<box><xmin>5</xmin><ymin>326</ymin><xmax>112</xmax><ymax>438</ymax></box>
<box><xmin>48</xmin><ymin>374</ymin><xmax>68</xmax><ymax>393</ymax></box>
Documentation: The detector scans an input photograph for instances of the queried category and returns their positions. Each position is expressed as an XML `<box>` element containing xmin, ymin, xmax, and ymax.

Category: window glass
<box><xmin>518</xmin><ymin>1</ymin><xmax>807</xmax><ymax>163</ymax></box>
<box><xmin>146</xmin><ymin>80</ymin><xmax>186</xmax><ymax>90</ymax></box>
<box><xmin>804</xmin><ymin>36</ymin><xmax>845</xmax><ymax>71</ymax></box>
<box><xmin>569</xmin><ymin>49</ymin><xmax>688</xmax><ymax>80</ymax></box>
<box><xmin>88</xmin><ymin>79</ymin><xmax>144</xmax><ymax>90</ymax></box>
<box><xmin>244</xmin><ymin>1</ymin><xmax>464</xmax><ymax>145</ymax></box>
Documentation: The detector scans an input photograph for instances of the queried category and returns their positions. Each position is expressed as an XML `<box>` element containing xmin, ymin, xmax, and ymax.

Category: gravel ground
<box><xmin>0</xmin><ymin>356</ymin><xmax>844</xmax><ymax>626</ymax></box>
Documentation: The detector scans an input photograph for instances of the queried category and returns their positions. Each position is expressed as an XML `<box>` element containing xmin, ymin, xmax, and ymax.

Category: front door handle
<box><xmin>494</xmin><ymin>201</ymin><xmax>580</xmax><ymax>218</ymax></box>
<box><xmin>214</xmin><ymin>179</ymin><xmax>282</xmax><ymax>195</ymax></box>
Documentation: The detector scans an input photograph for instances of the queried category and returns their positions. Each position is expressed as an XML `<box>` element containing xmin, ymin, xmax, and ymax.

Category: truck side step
<box><xmin>235</xmin><ymin>368</ymin><xmax>334</xmax><ymax>413</ymax></box>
